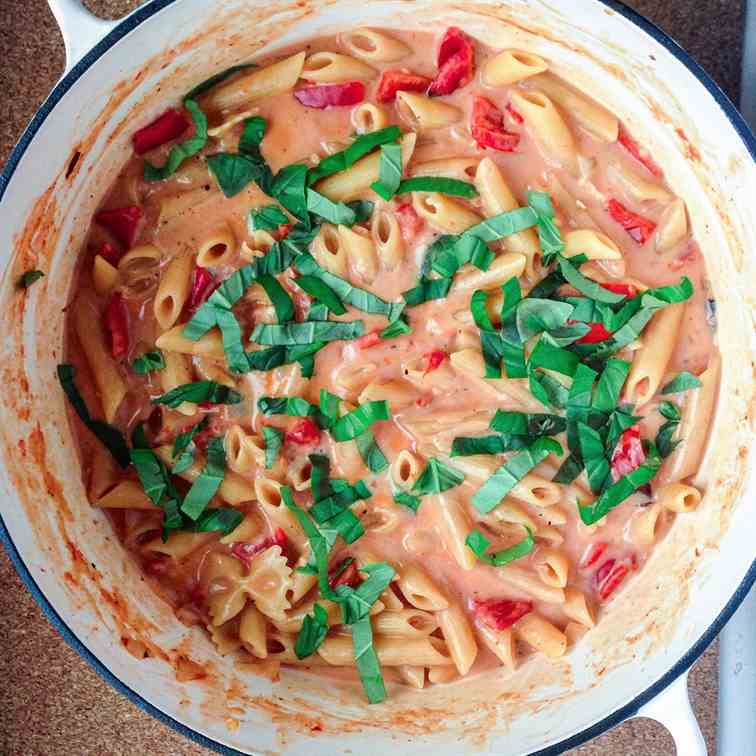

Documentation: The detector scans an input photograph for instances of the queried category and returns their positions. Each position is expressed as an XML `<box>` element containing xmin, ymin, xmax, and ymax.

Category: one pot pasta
<box><xmin>53</xmin><ymin>26</ymin><xmax>718</xmax><ymax>704</ymax></box>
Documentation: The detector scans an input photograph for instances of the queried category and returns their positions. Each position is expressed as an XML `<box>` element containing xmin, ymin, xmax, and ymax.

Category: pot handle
<box><xmin>47</xmin><ymin>0</ymin><xmax>119</xmax><ymax>73</ymax></box>
<box><xmin>634</xmin><ymin>671</ymin><xmax>707</xmax><ymax>755</ymax></box>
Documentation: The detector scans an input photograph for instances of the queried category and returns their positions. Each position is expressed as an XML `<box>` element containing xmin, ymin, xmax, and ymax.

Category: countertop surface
<box><xmin>0</xmin><ymin>1</ymin><xmax>744</xmax><ymax>753</ymax></box>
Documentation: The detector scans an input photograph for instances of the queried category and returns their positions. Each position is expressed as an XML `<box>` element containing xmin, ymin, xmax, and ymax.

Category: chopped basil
<box><xmin>172</xmin><ymin>416</ymin><xmax>209</xmax><ymax>474</ymax></box>
<box><xmin>379</xmin><ymin>316</ymin><xmax>411</xmax><ymax>339</ymax></box>
<box><xmin>465</xmin><ymin>526</ymin><xmax>534</xmax><ymax>566</ymax></box>
<box><xmin>655</xmin><ymin>420</ymin><xmax>681</xmax><ymax>458</ymax></box>
<box><xmin>319</xmin><ymin>508</ymin><xmax>365</xmax><ymax>545</ymax></box>
<box><xmin>130</xmin><ymin>447</ymin><xmax>173</xmax><ymax>508</ymax></box>
<box><xmin>238</xmin><ymin>115</ymin><xmax>267</xmax><ymax>155</ymax></box>
<box><xmin>528</xmin><ymin>369</ymin><xmax>569</xmax><ymax>410</ymax></box>
<box><xmin>451</xmin><ymin>434</ymin><xmax>529</xmax><ymax>456</ymax></box>
<box><xmin>251</xmin><ymin>320</ymin><xmax>365</xmax><ymax>346</ymax></box>
<box><xmin>558</xmin><ymin>258</ymin><xmax>624</xmax><ymax>304</ymax></box>
<box><xmin>318</xmin><ymin>389</ymin><xmax>341</xmax><ymax>428</ymax></box>
<box><xmin>207</xmin><ymin>152</ymin><xmax>267</xmax><ymax>197</ymax></box>
<box><xmin>463</xmin><ymin>207</ymin><xmax>538</xmax><ymax>243</ymax></box>
<box><xmin>56</xmin><ymin>364</ymin><xmax>130</xmax><ymax>468</ymax></box>
<box><xmin>661</xmin><ymin>371</ymin><xmax>702</xmax><ymax>394</ymax></box>
<box><xmin>153</xmin><ymin>380</ymin><xmax>242</xmax><ymax>408</ymax></box>
<box><xmin>395</xmin><ymin>176</ymin><xmax>478</xmax><ymax>198</ymax></box>
<box><xmin>515</xmin><ymin>298</ymin><xmax>574</xmax><ymax>341</ymax></box>
<box><xmin>411</xmin><ymin>459</ymin><xmax>465</xmax><ymax>495</ymax></box>
<box><xmin>658</xmin><ymin>401</ymin><xmax>681</xmax><ymax>421</ymax></box>
<box><xmin>604</xmin><ymin>406</ymin><xmax>642</xmax><ymax>454</ymax></box>
<box><xmin>351</xmin><ymin>616</ymin><xmax>385</xmax><ymax>704</ymax></box>
<box><xmin>335</xmin><ymin>562</ymin><xmax>395</xmax><ymax>625</ymax></box>
<box><xmin>258</xmin><ymin>396</ymin><xmax>319</xmax><ymax>418</ymax></box>
<box><xmin>295</xmin><ymin>602</ymin><xmax>330</xmax><ymax>659</ymax></box>
<box><xmin>144</xmin><ymin>99</ymin><xmax>208</xmax><ymax>181</ymax></box>
<box><xmin>132</xmin><ymin>350</ymin><xmax>166</xmax><ymax>375</ymax></box>
<box><xmin>306</xmin><ymin>188</ymin><xmax>356</xmax><ymax>225</ymax></box>
<box><xmin>370</xmin><ymin>142</ymin><xmax>403</xmax><ymax>200</ymax></box>
<box><xmin>553</xmin><ymin>454</ymin><xmax>583</xmax><ymax>485</ymax></box>
<box><xmin>295</xmin><ymin>276</ymin><xmax>346</xmax><ymax>315</ymax></box>
<box><xmin>394</xmin><ymin>491</ymin><xmax>421</xmax><ymax>512</ymax></box>
<box><xmin>258</xmin><ymin>274</ymin><xmax>295</xmax><ymax>323</ymax></box>
<box><xmin>245</xmin><ymin>342</ymin><xmax>325</xmax><ymax>372</ymax></box>
<box><xmin>543</xmin><ymin>321</ymin><xmax>592</xmax><ymax>347</ymax></box>
<box><xmin>578</xmin><ymin>421</ymin><xmax>610</xmax><ymax>494</ymax></box>
<box><xmin>578</xmin><ymin>443</ymin><xmax>662</xmax><ymax>524</ymax></box>
<box><xmin>471</xmin><ymin>289</ymin><xmax>505</xmax><ymax>378</ymax></box>
<box><xmin>310</xmin><ymin>480</ymin><xmax>371</xmax><ymax>523</ymax></box>
<box><xmin>472</xmin><ymin>438</ymin><xmax>563</xmax><ymax>513</ymax></box>
<box><xmin>270</xmin><ymin>163</ymin><xmax>310</xmax><ymax>224</ymax></box>
<box><xmin>189</xmin><ymin>507</ymin><xmax>244</xmax><ymax>536</ymax></box>
<box><xmin>249</xmin><ymin>204</ymin><xmax>289</xmax><ymax>232</ymax></box>
<box><xmin>528</xmin><ymin>338</ymin><xmax>579</xmax><ymax>377</ymax></box>
<box><xmin>262</xmin><ymin>426</ymin><xmax>283</xmax><ymax>469</ymax></box>
<box><xmin>330</xmin><ymin>401</ymin><xmax>390</xmax><ymax>442</ymax></box>
<box><xmin>402</xmin><ymin>276</ymin><xmax>452</xmax><ymax>306</ymax></box>
<box><xmin>185</xmin><ymin>63</ymin><xmax>257</xmax><ymax>100</ymax></box>
<box><xmin>489</xmin><ymin>411</ymin><xmax>566</xmax><ymax>438</ymax></box>
<box><xmin>592</xmin><ymin>359</ymin><xmax>630</xmax><ymax>412</ymax></box>
<box><xmin>346</xmin><ymin>200</ymin><xmax>375</xmax><ymax>223</ymax></box>
<box><xmin>355</xmin><ymin>431</ymin><xmax>389</xmax><ymax>473</ymax></box>
<box><xmin>307</xmin><ymin>126</ymin><xmax>401</xmax><ymax>185</ymax></box>
<box><xmin>18</xmin><ymin>270</ymin><xmax>44</xmax><ymax>288</ymax></box>
<box><xmin>180</xmin><ymin>436</ymin><xmax>226</xmax><ymax>519</ymax></box>
<box><xmin>296</xmin><ymin>253</ymin><xmax>403</xmax><ymax>319</ymax></box>
<box><xmin>527</xmin><ymin>191</ymin><xmax>564</xmax><ymax>264</ymax></box>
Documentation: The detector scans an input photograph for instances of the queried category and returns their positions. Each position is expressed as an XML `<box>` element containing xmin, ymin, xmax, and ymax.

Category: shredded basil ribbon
<box><xmin>465</xmin><ymin>526</ymin><xmax>534</xmax><ymax>566</ymax></box>
<box><xmin>395</xmin><ymin>176</ymin><xmax>478</xmax><ymax>197</ymax></box>
<box><xmin>412</xmin><ymin>459</ymin><xmax>465</xmax><ymax>496</ymax></box>
<box><xmin>370</xmin><ymin>142</ymin><xmax>403</xmax><ymax>200</ymax></box>
<box><xmin>132</xmin><ymin>350</ymin><xmax>166</xmax><ymax>375</ymax></box>
<box><xmin>180</xmin><ymin>436</ymin><xmax>226</xmax><ymax>520</ymax></box>
<box><xmin>18</xmin><ymin>270</ymin><xmax>44</xmax><ymax>288</ymax></box>
<box><xmin>262</xmin><ymin>426</ymin><xmax>283</xmax><ymax>469</ymax></box>
<box><xmin>144</xmin><ymin>99</ymin><xmax>208</xmax><ymax>181</ymax></box>
<box><xmin>172</xmin><ymin>417</ymin><xmax>209</xmax><ymax>474</ymax></box>
<box><xmin>661</xmin><ymin>371</ymin><xmax>702</xmax><ymax>394</ymax></box>
<box><xmin>153</xmin><ymin>380</ymin><xmax>242</xmax><ymax>408</ymax></box>
<box><xmin>248</xmin><ymin>204</ymin><xmax>289</xmax><ymax>232</ymax></box>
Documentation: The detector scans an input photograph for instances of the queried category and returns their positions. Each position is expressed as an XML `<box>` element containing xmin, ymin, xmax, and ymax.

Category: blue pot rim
<box><xmin>1</xmin><ymin>1</ymin><xmax>754</xmax><ymax>753</ymax></box>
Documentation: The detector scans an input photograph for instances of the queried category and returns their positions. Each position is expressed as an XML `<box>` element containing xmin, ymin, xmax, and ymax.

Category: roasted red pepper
<box><xmin>376</xmin><ymin>69</ymin><xmax>432</xmax><ymax>103</ymax></box>
<box><xmin>600</xmin><ymin>282</ymin><xmax>637</xmax><ymax>298</ymax></box>
<box><xmin>95</xmin><ymin>205</ymin><xmax>143</xmax><ymax>248</ymax></box>
<box><xmin>471</xmin><ymin>96</ymin><xmax>520</xmax><ymax>152</ymax></box>
<box><xmin>505</xmin><ymin>102</ymin><xmax>524</xmax><ymax>124</ymax></box>
<box><xmin>571</xmin><ymin>320</ymin><xmax>613</xmax><ymax>344</ymax></box>
<box><xmin>580</xmin><ymin>541</ymin><xmax>608</xmax><ymax>569</ymax></box>
<box><xmin>595</xmin><ymin>559</ymin><xmax>630</xmax><ymax>601</ymax></box>
<box><xmin>186</xmin><ymin>268</ymin><xmax>216</xmax><ymax>314</ymax></box>
<box><xmin>231</xmin><ymin>528</ymin><xmax>288</xmax><ymax>567</ymax></box>
<box><xmin>285</xmin><ymin>418</ymin><xmax>322</xmax><ymax>446</ymax></box>
<box><xmin>356</xmin><ymin>330</ymin><xmax>382</xmax><ymax>349</ymax></box>
<box><xmin>611</xmin><ymin>425</ymin><xmax>645</xmax><ymax>481</ymax></box>
<box><xmin>618</xmin><ymin>126</ymin><xmax>662</xmax><ymax>178</ymax></box>
<box><xmin>607</xmin><ymin>198</ymin><xmax>656</xmax><ymax>245</ymax></box>
<box><xmin>132</xmin><ymin>109</ymin><xmax>189</xmax><ymax>155</ymax></box>
<box><xmin>329</xmin><ymin>560</ymin><xmax>361</xmax><ymax>589</ymax></box>
<box><xmin>424</xmin><ymin>349</ymin><xmax>447</xmax><ymax>374</ymax></box>
<box><xmin>104</xmin><ymin>293</ymin><xmax>129</xmax><ymax>359</ymax></box>
<box><xmin>394</xmin><ymin>201</ymin><xmax>425</xmax><ymax>241</ymax></box>
<box><xmin>428</xmin><ymin>27</ymin><xmax>475</xmax><ymax>96</ymax></box>
<box><xmin>472</xmin><ymin>598</ymin><xmax>533</xmax><ymax>631</ymax></box>
<box><xmin>95</xmin><ymin>242</ymin><xmax>122</xmax><ymax>268</ymax></box>
<box><xmin>294</xmin><ymin>81</ymin><xmax>365</xmax><ymax>108</ymax></box>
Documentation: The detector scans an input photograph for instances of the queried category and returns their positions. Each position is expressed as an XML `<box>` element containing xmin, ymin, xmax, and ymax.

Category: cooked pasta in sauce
<box><xmin>58</xmin><ymin>26</ymin><xmax>719</xmax><ymax>702</ymax></box>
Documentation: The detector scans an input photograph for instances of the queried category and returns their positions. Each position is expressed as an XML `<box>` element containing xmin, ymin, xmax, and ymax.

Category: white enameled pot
<box><xmin>1</xmin><ymin>1</ymin><xmax>755</xmax><ymax>754</ymax></box>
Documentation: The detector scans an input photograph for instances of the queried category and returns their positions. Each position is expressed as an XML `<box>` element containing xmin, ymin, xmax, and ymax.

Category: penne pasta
<box><xmin>154</xmin><ymin>252</ymin><xmax>193</xmax><ymax>331</ymax></box>
<box><xmin>515</xmin><ymin>613</ymin><xmax>567</xmax><ymax>658</ymax></box>
<box><xmin>483</xmin><ymin>49</ymin><xmax>548</xmax><ymax>86</ymax></box>
<box><xmin>396</xmin><ymin>92</ymin><xmax>462</xmax><ymax>131</ymax></box>
<box><xmin>301</xmin><ymin>52</ymin><xmax>377</xmax><ymax>83</ymax></box>
<box><xmin>351</xmin><ymin>102</ymin><xmax>390</xmax><ymax>134</ymax></box>
<box><xmin>340</xmin><ymin>29</ymin><xmax>411</xmax><ymax>62</ymax></box>
<box><xmin>655</xmin><ymin>482</ymin><xmax>702</xmax><ymax>513</ymax></box>
<box><xmin>437</xmin><ymin>601</ymin><xmax>478</xmax><ymax>675</ymax></box>
<box><xmin>412</xmin><ymin>192</ymin><xmax>481</xmax><ymax>234</ymax></box>
<box><xmin>371</xmin><ymin>206</ymin><xmax>405</xmax><ymax>270</ymax></box>
<box><xmin>564</xmin><ymin>229</ymin><xmax>622</xmax><ymax>261</ymax></box>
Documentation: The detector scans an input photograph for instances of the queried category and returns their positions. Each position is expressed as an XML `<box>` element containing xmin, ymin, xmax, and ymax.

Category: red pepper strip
<box><xmin>618</xmin><ymin>126</ymin><xmax>662</xmax><ymax>178</ymax></box>
<box><xmin>428</xmin><ymin>26</ymin><xmax>475</xmax><ymax>96</ymax></box>
<box><xmin>580</xmin><ymin>542</ymin><xmax>608</xmax><ymax>569</ymax></box>
<box><xmin>186</xmin><ymin>268</ymin><xmax>216</xmax><ymax>314</ymax></box>
<box><xmin>394</xmin><ymin>201</ymin><xmax>425</xmax><ymax>241</ymax></box>
<box><xmin>329</xmin><ymin>560</ymin><xmax>361</xmax><ymax>589</ymax></box>
<box><xmin>356</xmin><ymin>330</ymin><xmax>382</xmax><ymax>349</ymax></box>
<box><xmin>607</xmin><ymin>198</ymin><xmax>656</xmax><ymax>245</ymax></box>
<box><xmin>294</xmin><ymin>81</ymin><xmax>365</xmax><ymax>109</ymax></box>
<box><xmin>376</xmin><ymin>69</ymin><xmax>433</xmax><ymax>103</ymax></box>
<box><xmin>424</xmin><ymin>350</ymin><xmax>447</xmax><ymax>374</ymax></box>
<box><xmin>96</xmin><ymin>205</ymin><xmax>143</xmax><ymax>248</ymax></box>
<box><xmin>611</xmin><ymin>425</ymin><xmax>645</xmax><ymax>481</ymax></box>
<box><xmin>104</xmin><ymin>293</ymin><xmax>129</xmax><ymax>359</ymax></box>
<box><xmin>231</xmin><ymin>528</ymin><xmax>288</xmax><ymax>568</ymax></box>
<box><xmin>471</xmin><ymin>96</ymin><xmax>520</xmax><ymax>152</ymax></box>
<box><xmin>132</xmin><ymin>109</ymin><xmax>189</xmax><ymax>155</ymax></box>
<box><xmin>570</xmin><ymin>319</ymin><xmax>612</xmax><ymax>345</ymax></box>
<box><xmin>506</xmin><ymin>102</ymin><xmax>524</xmax><ymax>124</ymax></box>
<box><xmin>285</xmin><ymin>418</ymin><xmax>322</xmax><ymax>446</ymax></box>
<box><xmin>600</xmin><ymin>282</ymin><xmax>637</xmax><ymax>298</ymax></box>
<box><xmin>472</xmin><ymin>598</ymin><xmax>533</xmax><ymax>631</ymax></box>
<box><xmin>273</xmin><ymin>223</ymin><xmax>293</xmax><ymax>241</ymax></box>
<box><xmin>95</xmin><ymin>242</ymin><xmax>122</xmax><ymax>268</ymax></box>
<box><xmin>597</xmin><ymin>562</ymin><xmax>630</xmax><ymax>600</ymax></box>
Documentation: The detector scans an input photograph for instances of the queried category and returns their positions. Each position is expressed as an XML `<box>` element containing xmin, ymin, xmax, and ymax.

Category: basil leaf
<box><xmin>153</xmin><ymin>380</ymin><xmax>242</xmax><ymax>408</ymax></box>
<box><xmin>516</xmin><ymin>298</ymin><xmax>574</xmax><ymax>341</ymax></box>
<box><xmin>249</xmin><ymin>204</ymin><xmax>289</xmax><ymax>232</ymax></box>
<box><xmin>320</xmin><ymin>508</ymin><xmax>365</xmax><ymax>545</ymax></box>
<box><xmin>451</xmin><ymin>434</ymin><xmax>529</xmax><ymax>456</ymax></box>
<box><xmin>258</xmin><ymin>274</ymin><xmax>295</xmax><ymax>323</ymax></box>
<box><xmin>588</xmin><ymin>307</ymin><xmax>656</xmax><ymax>360</ymax></box>
<box><xmin>336</xmin><ymin>562</ymin><xmax>395</xmax><ymax>625</ymax></box>
<box><xmin>238</xmin><ymin>116</ymin><xmax>267</xmax><ymax>155</ymax></box>
<box><xmin>545</xmin><ymin>321</ymin><xmax>592</xmax><ymax>347</ymax></box>
<box><xmin>130</xmin><ymin>448</ymin><xmax>171</xmax><ymax>507</ymax></box>
<box><xmin>640</xmin><ymin>277</ymin><xmax>694</xmax><ymax>308</ymax></box>
<box><xmin>578</xmin><ymin>422</ymin><xmax>610</xmax><ymax>494</ymax></box>
<box><xmin>295</xmin><ymin>275</ymin><xmax>346</xmax><ymax>315</ymax></box>
<box><xmin>56</xmin><ymin>364</ymin><xmax>130</xmax><ymax>468</ymax></box>
<box><xmin>411</xmin><ymin>459</ymin><xmax>465</xmax><ymax>495</ymax></box>
<box><xmin>579</xmin><ymin>443</ymin><xmax>662</xmax><ymax>524</ymax></box>
<box><xmin>297</xmin><ymin>253</ymin><xmax>403</xmax><ymax>319</ymax></box>
<box><xmin>189</xmin><ymin>507</ymin><xmax>244</xmax><ymax>536</ymax></box>
<box><xmin>656</xmin><ymin>420</ymin><xmax>681</xmax><ymax>458</ymax></box>
<box><xmin>472</xmin><ymin>438</ymin><xmax>563</xmax><ymax>513</ymax></box>
<box><xmin>658</xmin><ymin>401</ymin><xmax>681</xmax><ymax>422</ymax></box>
<box><xmin>553</xmin><ymin>454</ymin><xmax>583</xmax><ymax>485</ymax></box>
<box><xmin>370</xmin><ymin>142</ymin><xmax>403</xmax><ymax>200</ymax></box>
<box><xmin>379</xmin><ymin>316</ymin><xmax>412</xmax><ymax>339</ymax></box>
<box><xmin>132</xmin><ymin>350</ymin><xmax>166</xmax><ymax>375</ymax></box>
<box><xmin>465</xmin><ymin>526</ymin><xmax>534</xmax><ymax>566</ymax></box>
<box><xmin>490</xmin><ymin>411</ymin><xmax>566</xmax><ymax>438</ymax></box>
<box><xmin>471</xmin><ymin>289</ymin><xmax>504</xmax><ymax>378</ymax></box>
<box><xmin>347</xmin><ymin>200</ymin><xmax>375</xmax><ymax>223</ymax></box>
<box><xmin>394</xmin><ymin>491</ymin><xmax>421</xmax><ymax>512</ymax></box>
<box><xmin>463</xmin><ymin>207</ymin><xmax>538</xmax><ymax>243</ymax></box>
<box><xmin>306</xmin><ymin>188</ymin><xmax>356</xmax><ymax>225</ymax></box>
<box><xmin>144</xmin><ymin>100</ymin><xmax>208</xmax><ymax>181</ymax></box>
<box><xmin>402</xmin><ymin>276</ymin><xmax>452</xmax><ymax>306</ymax></box>
<box><xmin>262</xmin><ymin>426</ymin><xmax>283</xmax><ymax>469</ymax></box>
<box><xmin>307</xmin><ymin>126</ymin><xmax>402</xmax><ymax>185</ymax></box>
<box><xmin>558</xmin><ymin>258</ymin><xmax>624</xmax><ymax>303</ymax></box>
<box><xmin>251</xmin><ymin>320</ymin><xmax>365</xmax><ymax>345</ymax></box>
<box><xmin>258</xmin><ymin>396</ymin><xmax>319</xmax><ymax>418</ymax></box>
<box><xmin>307</xmin><ymin>302</ymin><xmax>330</xmax><ymax>322</ymax></box>
<box><xmin>269</xmin><ymin>163</ymin><xmax>310</xmax><ymax>224</ymax></box>
<box><xmin>295</xmin><ymin>603</ymin><xmax>330</xmax><ymax>659</ymax></box>
<box><xmin>592</xmin><ymin>359</ymin><xmax>630</xmax><ymax>412</ymax></box>
<box><xmin>318</xmin><ymin>389</ymin><xmax>341</xmax><ymax>429</ymax></box>
<box><xmin>661</xmin><ymin>371</ymin><xmax>702</xmax><ymax>394</ymax></box>
<box><xmin>245</xmin><ymin>342</ymin><xmax>324</xmax><ymax>372</ymax></box>
<box><xmin>528</xmin><ymin>338</ymin><xmax>580</xmax><ymax>377</ymax></box>
<box><xmin>310</xmin><ymin>480</ymin><xmax>371</xmax><ymax>523</ymax></box>
<box><xmin>181</xmin><ymin>436</ymin><xmax>226</xmax><ymax>519</ymax></box>
<box><xmin>423</xmin><ymin>235</ymin><xmax>459</xmax><ymax>278</ymax></box>
<box><xmin>18</xmin><ymin>270</ymin><xmax>44</xmax><ymax>288</ymax></box>
<box><xmin>331</xmin><ymin>401</ymin><xmax>390</xmax><ymax>442</ymax></box>
<box><xmin>527</xmin><ymin>191</ymin><xmax>564</xmax><ymax>263</ymax></box>
<box><xmin>565</xmin><ymin>363</ymin><xmax>598</xmax><ymax>463</ymax></box>
<box><xmin>604</xmin><ymin>407</ymin><xmax>642</xmax><ymax>454</ymax></box>
<box><xmin>528</xmin><ymin>369</ymin><xmax>569</xmax><ymax>410</ymax></box>
<box><xmin>207</xmin><ymin>152</ymin><xmax>266</xmax><ymax>197</ymax></box>
<box><xmin>172</xmin><ymin>416</ymin><xmax>210</xmax><ymax>474</ymax></box>
<box><xmin>185</xmin><ymin>63</ymin><xmax>257</xmax><ymax>100</ymax></box>
<box><xmin>355</xmin><ymin>431</ymin><xmax>389</xmax><ymax>473</ymax></box>
<box><xmin>352</xmin><ymin>615</ymin><xmax>386</xmax><ymax>704</ymax></box>
<box><xmin>396</xmin><ymin>176</ymin><xmax>478</xmax><ymax>198</ymax></box>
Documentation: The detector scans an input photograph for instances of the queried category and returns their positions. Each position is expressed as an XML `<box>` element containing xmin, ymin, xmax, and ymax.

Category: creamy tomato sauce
<box><xmin>62</xmin><ymin>26</ymin><xmax>718</xmax><ymax>698</ymax></box>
